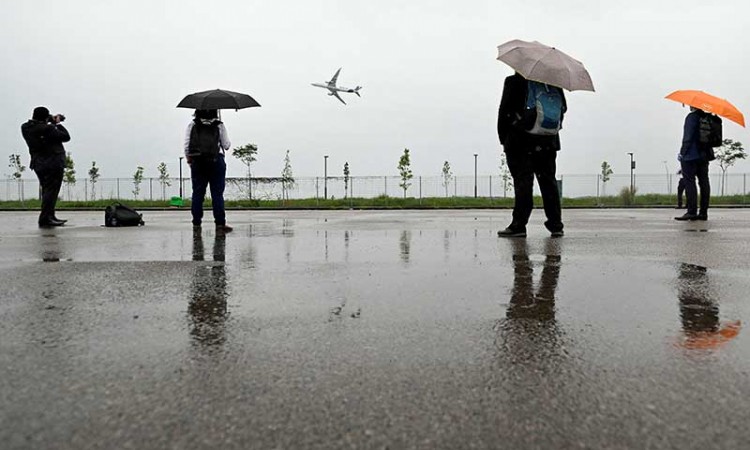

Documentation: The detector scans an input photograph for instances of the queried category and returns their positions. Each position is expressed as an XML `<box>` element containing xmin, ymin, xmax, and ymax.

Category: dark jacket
<box><xmin>497</xmin><ymin>73</ymin><xmax>567</xmax><ymax>152</ymax></box>
<box><xmin>21</xmin><ymin>120</ymin><xmax>70</xmax><ymax>169</ymax></box>
<box><xmin>680</xmin><ymin>110</ymin><xmax>711</xmax><ymax>162</ymax></box>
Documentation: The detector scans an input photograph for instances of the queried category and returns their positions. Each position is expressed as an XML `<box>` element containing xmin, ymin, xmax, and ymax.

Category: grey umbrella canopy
<box><xmin>496</xmin><ymin>40</ymin><xmax>595</xmax><ymax>92</ymax></box>
<box><xmin>177</xmin><ymin>89</ymin><xmax>261</xmax><ymax>110</ymax></box>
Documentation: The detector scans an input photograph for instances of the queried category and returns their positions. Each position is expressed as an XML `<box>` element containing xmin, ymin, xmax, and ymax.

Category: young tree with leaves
<box><xmin>714</xmin><ymin>139</ymin><xmax>746</xmax><ymax>196</ymax></box>
<box><xmin>157</xmin><ymin>162</ymin><xmax>171</xmax><ymax>200</ymax></box>
<box><xmin>8</xmin><ymin>154</ymin><xmax>26</xmax><ymax>201</ymax></box>
<box><xmin>132</xmin><ymin>166</ymin><xmax>144</xmax><ymax>199</ymax></box>
<box><xmin>441</xmin><ymin>161</ymin><xmax>453</xmax><ymax>197</ymax></box>
<box><xmin>281</xmin><ymin>150</ymin><xmax>295</xmax><ymax>200</ymax></box>
<box><xmin>499</xmin><ymin>154</ymin><xmax>513</xmax><ymax>198</ymax></box>
<box><xmin>600</xmin><ymin>161</ymin><xmax>613</xmax><ymax>197</ymax></box>
<box><xmin>88</xmin><ymin>161</ymin><xmax>100</xmax><ymax>200</ymax></box>
<box><xmin>232</xmin><ymin>143</ymin><xmax>258</xmax><ymax>199</ymax></box>
<box><xmin>343</xmin><ymin>161</ymin><xmax>350</xmax><ymax>199</ymax></box>
<box><xmin>63</xmin><ymin>152</ymin><xmax>76</xmax><ymax>200</ymax></box>
<box><xmin>397</xmin><ymin>148</ymin><xmax>413</xmax><ymax>198</ymax></box>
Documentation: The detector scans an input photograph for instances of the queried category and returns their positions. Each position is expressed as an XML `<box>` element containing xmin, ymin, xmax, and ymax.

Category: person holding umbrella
<box><xmin>666</xmin><ymin>90</ymin><xmax>745</xmax><ymax>221</ymax></box>
<box><xmin>184</xmin><ymin>109</ymin><xmax>233</xmax><ymax>232</ymax></box>
<box><xmin>674</xmin><ymin>106</ymin><xmax>717</xmax><ymax>221</ymax></box>
<box><xmin>178</xmin><ymin>89</ymin><xmax>261</xmax><ymax>233</ymax></box>
<box><xmin>495</xmin><ymin>40</ymin><xmax>594</xmax><ymax>238</ymax></box>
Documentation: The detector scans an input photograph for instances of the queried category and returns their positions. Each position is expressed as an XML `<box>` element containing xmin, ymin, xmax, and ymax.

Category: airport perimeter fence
<box><xmin>2</xmin><ymin>173</ymin><xmax>750</xmax><ymax>205</ymax></box>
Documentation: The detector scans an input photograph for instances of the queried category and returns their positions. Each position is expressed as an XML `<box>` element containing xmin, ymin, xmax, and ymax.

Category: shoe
<box><xmin>674</xmin><ymin>213</ymin><xmax>699</xmax><ymax>221</ymax></box>
<box><xmin>550</xmin><ymin>230</ymin><xmax>564</xmax><ymax>237</ymax></box>
<box><xmin>216</xmin><ymin>224</ymin><xmax>233</xmax><ymax>233</ymax></box>
<box><xmin>497</xmin><ymin>227</ymin><xmax>526</xmax><ymax>238</ymax></box>
<box><xmin>39</xmin><ymin>219</ymin><xmax>65</xmax><ymax>228</ymax></box>
<box><xmin>697</xmin><ymin>214</ymin><xmax>708</xmax><ymax>221</ymax></box>
<box><xmin>53</xmin><ymin>217</ymin><xmax>68</xmax><ymax>224</ymax></box>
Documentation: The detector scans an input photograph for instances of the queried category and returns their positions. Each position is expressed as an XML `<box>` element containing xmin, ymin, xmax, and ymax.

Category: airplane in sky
<box><xmin>311</xmin><ymin>68</ymin><xmax>362</xmax><ymax>105</ymax></box>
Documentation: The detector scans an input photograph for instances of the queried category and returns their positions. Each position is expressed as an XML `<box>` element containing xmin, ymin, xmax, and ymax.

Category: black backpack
<box><xmin>188</xmin><ymin>120</ymin><xmax>221</xmax><ymax>158</ymax></box>
<box><xmin>698</xmin><ymin>114</ymin><xmax>722</xmax><ymax>148</ymax></box>
<box><xmin>105</xmin><ymin>203</ymin><xmax>145</xmax><ymax>227</ymax></box>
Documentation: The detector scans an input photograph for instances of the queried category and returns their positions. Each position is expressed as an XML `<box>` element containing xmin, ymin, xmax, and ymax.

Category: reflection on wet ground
<box><xmin>188</xmin><ymin>230</ymin><xmax>229</xmax><ymax>348</ymax></box>
<box><xmin>497</xmin><ymin>238</ymin><xmax>563</xmax><ymax>362</ymax></box>
<box><xmin>1</xmin><ymin>210</ymin><xmax>750</xmax><ymax>449</ymax></box>
<box><xmin>677</xmin><ymin>262</ymin><xmax>741</xmax><ymax>350</ymax></box>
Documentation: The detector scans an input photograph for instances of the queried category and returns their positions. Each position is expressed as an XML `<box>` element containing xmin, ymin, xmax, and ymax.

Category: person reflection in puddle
<box><xmin>39</xmin><ymin>231</ymin><xmax>64</xmax><ymax>262</ymax></box>
<box><xmin>189</xmin><ymin>229</ymin><xmax>229</xmax><ymax>348</ymax></box>
<box><xmin>677</xmin><ymin>263</ymin><xmax>740</xmax><ymax>350</ymax></box>
<box><xmin>497</xmin><ymin>238</ymin><xmax>563</xmax><ymax>363</ymax></box>
<box><xmin>507</xmin><ymin>239</ymin><xmax>560</xmax><ymax>322</ymax></box>
<box><xmin>399</xmin><ymin>230</ymin><xmax>411</xmax><ymax>264</ymax></box>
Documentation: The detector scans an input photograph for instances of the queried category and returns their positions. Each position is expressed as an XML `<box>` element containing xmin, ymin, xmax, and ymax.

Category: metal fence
<box><xmin>2</xmin><ymin>173</ymin><xmax>749</xmax><ymax>202</ymax></box>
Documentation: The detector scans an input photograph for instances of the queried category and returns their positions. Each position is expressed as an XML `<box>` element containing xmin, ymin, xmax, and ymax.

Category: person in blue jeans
<box><xmin>675</xmin><ymin>107</ymin><xmax>715</xmax><ymax>221</ymax></box>
<box><xmin>185</xmin><ymin>109</ymin><xmax>233</xmax><ymax>232</ymax></box>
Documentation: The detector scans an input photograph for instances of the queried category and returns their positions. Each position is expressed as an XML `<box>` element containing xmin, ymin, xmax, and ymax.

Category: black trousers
<box><xmin>677</xmin><ymin>178</ymin><xmax>686</xmax><ymax>207</ymax></box>
<box><xmin>34</xmin><ymin>163</ymin><xmax>64</xmax><ymax>224</ymax></box>
<box><xmin>505</xmin><ymin>148</ymin><xmax>563</xmax><ymax>232</ymax></box>
<box><xmin>680</xmin><ymin>159</ymin><xmax>710</xmax><ymax>216</ymax></box>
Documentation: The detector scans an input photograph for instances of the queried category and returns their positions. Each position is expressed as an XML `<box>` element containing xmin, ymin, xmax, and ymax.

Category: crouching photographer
<box><xmin>20</xmin><ymin>106</ymin><xmax>71</xmax><ymax>227</ymax></box>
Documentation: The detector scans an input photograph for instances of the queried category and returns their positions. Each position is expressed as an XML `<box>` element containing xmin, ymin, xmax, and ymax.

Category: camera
<box><xmin>48</xmin><ymin>114</ymin><xmax>66</xmax><ymax>123</ymax></box>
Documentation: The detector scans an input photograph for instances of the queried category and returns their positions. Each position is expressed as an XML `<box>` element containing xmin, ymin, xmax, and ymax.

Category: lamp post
<box><xmin>663</xmin><ymin>160</ymin><xmax>671</xmax><ymax>195</ymax></box>
<box><xmin>179</xmin><ymin>156</ymin><xmax>184</xmax><ymax>199</ymax></box>
<box><xmin>473</xmin><ymin>153</ymin><xmax>478</xmax><ymax>198</ymax></box>
<box><xmin>324</xmin><ymin>155</ymin><xmax>329</xmax><ymax>200</ymax></box>
<box><xmin>627</xmin><ymin>152</ymin><xmax>635</xmax><ymax>201</ymax></box>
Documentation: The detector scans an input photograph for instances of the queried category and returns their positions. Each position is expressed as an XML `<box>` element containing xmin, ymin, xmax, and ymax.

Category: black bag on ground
<box><xmin>105</xmin><ymin>203</ymin><xmax>145</xmax><ymax>227</ymax></box>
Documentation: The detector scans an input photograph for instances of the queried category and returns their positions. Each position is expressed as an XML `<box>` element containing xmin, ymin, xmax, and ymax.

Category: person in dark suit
<box><xmin>20</xmin><ymin>107</ymin><xmax>70</xmax><ymax>227</ymax></box>
<box><xmin>497</xmin><ymin>73</ymin><xmax>566</xmax><ymax>238</ymax></box>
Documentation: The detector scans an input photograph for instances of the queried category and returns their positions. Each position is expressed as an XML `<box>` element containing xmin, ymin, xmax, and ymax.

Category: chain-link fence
<box><xmin>2</xmin><ymin>173</ymin><xmax>749</xmax><ymax>203</ymax></box>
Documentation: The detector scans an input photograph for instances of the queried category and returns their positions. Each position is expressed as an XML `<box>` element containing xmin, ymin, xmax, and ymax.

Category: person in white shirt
<box><xmin>184</xmin><ymin>109</ymin><xmax>233</xmax><ymax>232</ymax></box>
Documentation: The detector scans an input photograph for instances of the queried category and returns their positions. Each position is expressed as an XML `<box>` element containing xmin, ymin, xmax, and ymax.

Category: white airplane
<box><xmin>311</xmin><ymin>68</ymin><xmax>362</xmax><ymax>105</ymax></box>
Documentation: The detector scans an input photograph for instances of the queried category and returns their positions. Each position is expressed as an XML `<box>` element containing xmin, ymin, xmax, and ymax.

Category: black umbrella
<box><xmin>176</xmin><ymin>89</ymin><xmax>261</xmax><ymax>110</ymax></box>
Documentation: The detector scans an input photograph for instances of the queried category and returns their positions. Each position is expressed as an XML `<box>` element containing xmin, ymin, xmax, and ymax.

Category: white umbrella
<box><xmin>496</xmin><ymin>40</ymin><xmax>595</xmax><ymax>92</ymax></box>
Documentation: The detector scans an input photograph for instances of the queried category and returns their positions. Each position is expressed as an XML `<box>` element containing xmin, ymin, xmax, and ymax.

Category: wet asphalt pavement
<box><xmin>1</xmin><ymin>209</ymin><xmax>750</xmax><ymax>449</ymax></box>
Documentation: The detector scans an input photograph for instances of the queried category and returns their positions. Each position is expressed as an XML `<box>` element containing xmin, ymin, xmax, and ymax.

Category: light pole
<box><xmin>179</xmin><ymin>156</ymin><xmax>184</xmax><ymax>199</ymax></box>
<box><xmin>627</xmin><ymin>152</ymin><xmax>635</xmax><ymax>201</ymax></box>
<box><xmin>473</xmin><ymin>153</ymin><xmax>478</xmax><ymax>198</ymax></box>
<box><xmin>663</xmin><ymin>160</ymin><xmax>671</xmax><ymax>195</ymax></box>
<box><xmin>324</xmin><ymin>155</ymin><xmax>329</xmax><ymax>200</ymax></box>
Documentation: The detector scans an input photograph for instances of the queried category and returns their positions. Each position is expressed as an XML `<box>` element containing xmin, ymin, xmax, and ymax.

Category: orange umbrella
<box><xmin>666</xmin><ymin>90</ymin><xmax>745</xmax><ymax>127</ymax></box>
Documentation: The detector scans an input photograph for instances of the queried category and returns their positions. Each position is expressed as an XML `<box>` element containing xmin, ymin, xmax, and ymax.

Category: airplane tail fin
<box><xmin>355</xmin><ymin>86</ymin><xmax>362</xmax><ymax>97</ymax></box>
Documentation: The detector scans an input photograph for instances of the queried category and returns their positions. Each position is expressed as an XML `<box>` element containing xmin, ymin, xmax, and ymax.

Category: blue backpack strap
<box><xmin>525</xmin><ymin>80</ymin><xmax>539</xmax><ymax>109</ymax></box>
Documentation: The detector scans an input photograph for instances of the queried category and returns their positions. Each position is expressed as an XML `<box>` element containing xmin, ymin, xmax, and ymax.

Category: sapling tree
<box><xmin>132</xmin><ymin>166</ymin><xmax>144</xmax><ymax>199</ymax></box>
<box><xmin>232</xmin><ymin>143</ymin><xmax>258</xmax><ymax>199</ymax></box>
<box><xmin>157</xmin><ymin>162</ymin><xmax>171</xmax><ymax>200</ymax></box>
<box><xmin>398</xmin><ymin>148</ymin><xmax>413</xmax><ymax>198</ymax></box>
<box><xmin>88</xmin><ymin>161</ymin><xmax>100</xmax><ymax>200</ymax></box>
<box><xmin>715</xmin><ymin>139</ymin><xmax>746</xmax><ymax>196</ymax></box>
<box><xmin>63</xmin><ymin>152</ymin><xmax>76</xmax><ymax>200</ymax></box>
<box><xmin>441</xmin><ymin>161</ymin><xmax>452</xmax><ymax>197</ymax></box>
<box><xmin>8</xmin><ymin>154</ymin><xmax>25</xmax><ymax>201</ymax></box>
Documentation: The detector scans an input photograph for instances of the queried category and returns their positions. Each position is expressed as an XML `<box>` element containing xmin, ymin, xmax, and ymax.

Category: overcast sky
<box><xmin>1</xmin><ymin>0</ymin><xmax>748</xmax><ymax>180</ymax></box>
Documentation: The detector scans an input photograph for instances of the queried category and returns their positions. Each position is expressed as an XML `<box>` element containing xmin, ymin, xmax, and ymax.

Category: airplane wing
<box><xmin>332</xmin><ymin>91</ymin><xmax>346</xmax><ymax>105</ymax></box>
<box><xmin>328</xmin><ymin>67</ymin><xmax>342</xmax><ymax>87</ymax></box>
